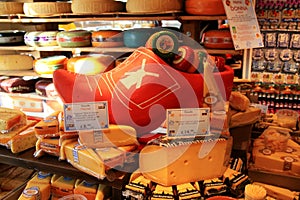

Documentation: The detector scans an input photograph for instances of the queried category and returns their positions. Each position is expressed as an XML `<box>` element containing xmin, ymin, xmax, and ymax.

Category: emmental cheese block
<box><xmin>139</xmin><ymin>135</ymin><xmax>233</xmax><ymax>186</ymax></box>
<box><xmin>78</xmin><ymin>124</ymin><xmax>139</xmax><ymax>148</ymax></box>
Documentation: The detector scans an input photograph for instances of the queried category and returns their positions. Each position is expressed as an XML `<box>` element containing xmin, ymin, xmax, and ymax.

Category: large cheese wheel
<box><xmin>34</xmin><ymin>55</ymin><xmax>68</xmax><ymax>75</ymax></box>
<box><xmin>185</xmin><ymin>0</ymin><xmax>226</xmax><ymax>15</ymax></box>
<box><xmin>123</xmin><ymin>28</ymin><xmax>157</xmax><ymax>48</ymax></box>
<box><xmin>139</xmin><ymin>136</ymin><xmax>232</xmax><ymax>186</ymax></box>
<box><xmin>71</xmin><ymin>0</ymin><xmax>124</xmax><ymax>14</ymax></box>
<box><xmin>0</xmin><ymin>54</ymin><xmax>33</xmax><ymax>70</ymax></box>
<box><xmin>91</xmin><ymin>30</ymin><xmax>124</xmax><ymax>47</ymax></box>
<box><xmin>23</xmin><ymin>2</ymin><xmax>71</xmax><ymax>16</ymax></box>
<box><xmin>57</xmin><ymin>30</ymin><xmax>91</xmax><ymax>48</ymax></box>
<box><xmin>24</xmin><ymin>31</ymin><xmax>58</xmax><ymax>47</ymax></box>
<box><xmin>126</xmin><ymin>0</ymin><xmax>183</xmax><ymax>13</ymax></box>
<box><xmin>203</xmin><ymin>29</ymin><xmax>234</xmax><ymax>49</ymax></box>
<box><xmin>67</xmin><ymin>54</ymin><xmax>115</xmax><ymax>75</ymax></box>
<box><xmin>0</xmin><ymin>30</ymin><xmax>25</xmax><ymax>46</ymax></box>
<box><xmin>0</xmin><ymin>2</ymin><xmax>24</xmax><ymax>15</ymax></box>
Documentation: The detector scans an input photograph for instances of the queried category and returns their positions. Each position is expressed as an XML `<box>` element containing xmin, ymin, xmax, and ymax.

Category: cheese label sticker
<box><xmin>166</xmin><ymin>108</ymin><xmax>210</xmax><ymax>137</ymax></box>
<box><xmin>63</xmin><ymin>101</ymin><xmax>109</xmax><ymax>132</ymax></box>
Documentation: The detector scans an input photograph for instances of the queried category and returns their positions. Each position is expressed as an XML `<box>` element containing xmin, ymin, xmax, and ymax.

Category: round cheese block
<box><xmin>126</xmin><ymin>0</ymin><xmax>183</xmax><ymax>13</ymax></box>
<box><xmin>203</xmin><ymin>29</ymin><xmax>234</xmax><ymax>49</ymax></box>
<box><xmin>23</xmin><ymin>2</ymin><xmax>72</xmax><ymax>16</ymax></box>
<box><xmin>0</xmin><ymin>54</ymin><xmax>33</xmax><ymax>71</ymax></box>
<box><xmin>34</xmin><ymin>55</ymin><xmax>68</xmax><ymax>75</ymax></box>
<box><xmin>185</xmin><ymin>0</ymin><xmax>226</xmax><ymax>15</ymax></box>
<box><xmin>123</xmin><ymin>28</ymin><xmax>157</xmax><ymax>48</ymax></box>
<box><xmin>0</xmin><ymin>2</ymin><xmax>24</xmax><ymax>15</ymax></box>
<box><xmin>57</xmin><ymin>30</ymin><xmax>91</xmax><ymax>48</ymax></box>
<box><xmin>145</xmin><ymin>30</ymin><xmax>179</xmax><ymax>59</ymax></box>
<box><xmin>91</xmin><ymin>30</ymin><xmax>124</xmax><ymax>47</ymax></box>
<box><xmin>67</xmin><ymin>54</ymin><xmax>115</xmax><ymax>75</ymax></box>
<box><xmin>71</xmin><ymin>0</ymin><xmax>125</xmax><ymax>14</ymax></box>
<box><xmin>0</xmin><ymin>30</ymin><xmax>25</xmax><ymax>46</ymax></box>
<box><xmin>24</xmin><ymin>31</ymin><xmax>58</xmax><ymax>47</ymax></box>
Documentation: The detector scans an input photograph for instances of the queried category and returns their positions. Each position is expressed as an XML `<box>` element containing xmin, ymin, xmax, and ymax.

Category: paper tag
<box><xmin>63</xmin><ymin>101</ymin><xmax>109</xmax><ymax>132</ymax></box>
<box><xmin>166</xmin><ymin>108</ymin><xmax>210</xmax><ymax>137</ymax></box>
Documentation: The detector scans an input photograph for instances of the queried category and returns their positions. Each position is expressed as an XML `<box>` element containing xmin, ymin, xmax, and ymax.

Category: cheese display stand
<box><xmin>0</xmin><ymin>0</ymin><xmax>300</xmax><ymax>200</ymax></box>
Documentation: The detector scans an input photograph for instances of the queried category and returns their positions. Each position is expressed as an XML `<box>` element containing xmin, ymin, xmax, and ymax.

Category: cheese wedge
<box><xmin>9</xmin><ymin>126</ymin><xmax>37</xmax><ymax>153</ymax></box>
<box><xmin>74</xmin><ymin>180</ymin><xmax>98</xmax><ymax>200</ymax></box>
<box><xmin>139</xmin><ymin>136</ymin><xmax>232</xmax><ymax>186</ymax></box>
<box><xmin>78</xmin><ymin>124</ymin><xmax>139</xmax><ymax>148</ymax></box>
<box><xmin>18</xmin><ymin>171</ymin><xmax>52</xmax><ymax>200</ymax></box>
<box><xmin>253</xmin><ymin>182</ymin><xmax>299</xmax><ymax>200</ymax></box>
<box><xmin>34</xmin><ymin>111</ymin><xmax>61</xmax><ymax>138</ymax></box>
<box><xmin>0</xmin><ymin>107</ymin><xmax>27</xmax><ymax>133</ymax></box>
<box><xmin>51</xmin><ymin>175</ymin><xmax>76</xmax><ymax>200</ymax></box>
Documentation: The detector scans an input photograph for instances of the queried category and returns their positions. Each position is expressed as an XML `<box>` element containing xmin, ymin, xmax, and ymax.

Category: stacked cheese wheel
<box><xmin>185</xmin><ymin>0</ymin><xmax>226</xmax><ymax>15</ymax></box>
<box><xmin>0</xmin><ymin>2</ymin><xmax>24</xmax><ymax>15</ymax></box>
<box><xmin>126</xmin><ymin>0</ymin><xmax>183</xmax><ymax>13</ymax></box>
<box><xmin>91</xmin><ymin>30</ymin><xmax>124</xmax><ymax>47</ymax></box>
<box><xmin>23</xmin><ymin>2</ymin><xmax>72</xmax><ymax>16</ymax></box>
<box><xmin>34</xmin><ymin>55</ymin><xmax>68</xmax><ymax>75</ymax></box>
<box><xmin>0</xmin><ymin>30</ymin><xmax>26</xmax><ymax>46</ymax></box>
<box><xmin>24</xmin><ymin>31</ymin><xmax>58</xmax><ymax>47</ymax></box>
<box><xmin>71</xmin><ymin>0</ymin><xmax>125</xmax><ymax>14</ymax></box>
<box><xmin>203</xmin><ymin>29</ymin><xmax>234</xmax><ymax>49</ymax></box>
<box><xmin>0</xmin><ymin>54</ymin><xmax>33</xmax><ymax>70</ymax></box>
<box><xmin>57</xmin><ymin>30</ymin><xmax>91</xmax><ymax>47</ymax></box>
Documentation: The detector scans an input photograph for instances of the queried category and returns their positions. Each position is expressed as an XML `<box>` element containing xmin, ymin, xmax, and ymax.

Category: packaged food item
<box><xmin>276</xmin><ymin>109</ymin><xmax>299</xmax><ymax>130</ymax></box>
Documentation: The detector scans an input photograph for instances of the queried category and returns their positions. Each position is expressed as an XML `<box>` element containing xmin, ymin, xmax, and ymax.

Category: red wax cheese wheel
<box><xmin>71</xmin><ymin>0</ymin><xmax>125</xmax><ymax>14</ymax></box>
<box><xmin>185</xmin><ymin>0</ymin><xmax>226</xmax><ymax>15</ymax></box>
<box><xmin>172</xmin><ymin>46</ymin><xmax>195</xmax><ymax>72</ymax></box>
<box><xmin>145</xmin><ymin>30</ymin><xmax>179</xmax><ymax>60</ymax></box>
<box><xmin>91</xmin><ymin>30</ymin><xmax>124</xmax><ymax>47</ymax></box>
<box><xmin>126</xmin><ymin>0</ymin><xmax>183</xmax><ymax>13</ymax></box>
<box><xmin>203</xmin><ymin>30</ymin><xmax>234</xmax><ymax>49</ymax></box>
<box><xmin>57</xmin><ymin>30</ymin><xmax>91</xmax><ymax>48</ymax></box>
<box><xmin>34</xmin><ymin>55</ymin><xmax>68</xmax><ymax>75</ymax></box>
<box><xmin>67</xmin><ymin>55</ymin><xmax>115</xmax><ymax>75</ymax></box>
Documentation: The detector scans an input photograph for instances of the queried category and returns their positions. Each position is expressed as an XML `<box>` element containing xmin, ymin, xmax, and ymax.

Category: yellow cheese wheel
<box><xmin>126</xmin><ymin>0</ymin><xmax>183</xmax><ymax>13</ymax></box>
<box><xmin>71</xmin><ymin>0</ymin><xmax>125</xmax><ymax>14</ymax></box>
<box><xmin>0</xmin><ymin>54</ymin><xmax>33</xmax><ymax>71</ymax></box>
<box><xmin>23</xmin><ymin>2</ymin><xmax>71</xmax><ymax>16</ymax></box>
<box><xmin>0</xmin><ymin>2</ymin><xmax>24</xmax><ymax>15</ymax></box>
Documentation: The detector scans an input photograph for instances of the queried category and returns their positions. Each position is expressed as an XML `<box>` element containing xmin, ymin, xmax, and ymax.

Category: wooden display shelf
<box><xmin>0</xmin><ymin>146</ymin><xmax>138</xmax><ymax>190</ymax></box>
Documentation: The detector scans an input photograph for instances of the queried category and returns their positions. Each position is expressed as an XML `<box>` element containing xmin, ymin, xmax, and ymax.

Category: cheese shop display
<box><xmin>0</xmin><ymin>54</ymin><xmax>33</xmax><ymax>71</ymax></box>
<box><xmin>24</xmin><ymin>31</ymin><xmax>59</xmax><ymax>47</ymax></box>
<box><xmin>56</xmin><ymin>30</ymin><xmax>91</xmax><ymax>48</ymax></box>
<box><xmin>23</xmin><ymin>2</ymin><xmax>72</xmax><ymax>16</ymax></box>
<box><xmin>91</xmin><ymin>30</ymin><xmax>124</xmax><ymax>48</ymax></box>
<box><xmin>0</xmin><ymin>2</ymin><xmax>24</xmax><ymax>15</ymax></box>
<box><xmin>126</xmin><ymin>0</ymin><xmax>183</xmax><ymax>13</ymax></box>
<box><xmin>71</xmin><ymin>0</ymin><xmax>125</xmax><ymax>14</ymax></box>
<box><xmin>0</xmin><ymin>30</ymin><xmax>26</xmax><ymax>46</ymax></box>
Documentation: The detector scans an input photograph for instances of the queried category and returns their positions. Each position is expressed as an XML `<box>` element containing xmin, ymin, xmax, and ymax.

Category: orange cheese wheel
<box><xmin>185</xmin><ymin>0</ymin><xmax>226</xmax><ymax>15</ymax></box>
<box><xmin>67</xmin><ymin>55</ymin><xmax>115</xmax><ymax>75</ymax></box>
<box><xmin>91</xmin><ymin>30</ymin><xmax>124</xmax><ymax>47</ymax></box>
<box><xmin>203</xmin><ymin>30</ymin><xmax>234</xmax><ymax>49</ymax></box>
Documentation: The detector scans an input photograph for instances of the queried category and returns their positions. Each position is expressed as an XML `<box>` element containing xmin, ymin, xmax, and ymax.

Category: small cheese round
<box><xmin>57</xmin><ymin>30</ymin><xmax>91</xmax><ymax>47</ymax></box>
<box><xmin>244</xmin><ymin>184</ymin><xmax>267</xmax><ymax>200</ymax></box>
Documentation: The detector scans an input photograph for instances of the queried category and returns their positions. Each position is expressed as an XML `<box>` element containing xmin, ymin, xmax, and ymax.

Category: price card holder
<box><xmin>166</xmin><ymin>108</ymin><xmax>210</xmax><ymax>138</ymax></box>
<box><xmin>63</xmin><ymin>101</ymin><xmax>109</xmax><ymax>132</ymax></box>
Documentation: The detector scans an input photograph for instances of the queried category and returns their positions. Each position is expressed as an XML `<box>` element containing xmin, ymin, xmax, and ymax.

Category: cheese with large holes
<box><xmin>0</xmin><ymin>107</ymin><xmax>27</xmax><ymax>133</ymax></box>
<box><xmin>24</xmin><ymin>31</ymin><xmax>58</xmax><ymax>47</ymax></box>
<box><xmin>18</xmin><ymin>171</ymin><xmax>52</xmax><ymax>200</ymax></box>
<box><xmin>185</xmin><ymin>0</ymin><xmax>225</xmax><ymax>15</ymax></box>
<box><xmin>252</xmin><ymin>138</ymin><xmax>300</xmax><ymax>176</ymax></box>
<box><xmin>78</xmin><ymin>124</ymin><xmax>139</xmax><ymax>148</ymax></box>
<box><xmin>92</xmin><ymin>30</ymin><xmax>124</xmax><ymax>47</ymax></box>
<box><xmin>0</xmin><ymin>2</ymin><xmax>24</xmax><ymax>15</ymax></box>
<box><xmin>139</xmin><ymin>135</ymin><xmax>232</xmax><ymax>186</ymax></box>
<box><xmin>126</xmin><ymin>0</ymin><xmax>183</xmax><ymax>13</ymax></box>
<box><xmin>0</xmin><ymin>55</ymin><xmax>33</xmax><ymax>71</ymax></box>
<box><xmin>23</xmin><ymin>2</ymin><xmax>71</xmax><ymax>16</ymax></box>
<box><xmin>71</xmin><ymin>0</ymin><xmax>124</xmax><ymax>14</ymax></box>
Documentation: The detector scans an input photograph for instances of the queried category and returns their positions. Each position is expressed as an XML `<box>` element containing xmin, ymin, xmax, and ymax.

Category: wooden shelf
<box><xmin>0</xmin><ymin>146</ymin><xmax>137</xmax><ymax>190</ymax></box>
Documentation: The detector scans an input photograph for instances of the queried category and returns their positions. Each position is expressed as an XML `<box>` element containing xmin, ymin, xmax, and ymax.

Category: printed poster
<box><xmin>222</xmin><ymin>0</ymin><xmax>264</xmax><ymax>50</ymax></box>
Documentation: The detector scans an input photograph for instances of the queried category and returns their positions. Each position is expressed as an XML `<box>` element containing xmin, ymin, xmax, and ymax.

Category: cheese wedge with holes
<box><xmin>78</xmin><ymin>124</ymin><xmax>139</xmax><ymax>148</ymax></box>
<box><xmin>139</xmin><ymin>136</ymin><xmax>232</xmax><ymax>186</ymax></box>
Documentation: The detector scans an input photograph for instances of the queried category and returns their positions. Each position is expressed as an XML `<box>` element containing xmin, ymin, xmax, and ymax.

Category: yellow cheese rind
<box><xmin>0</xmin><ymin>55</ymin><xmax>33</xmax><ymax>70</ymax></box>
<box><xmin>0</xmin><ymin>2</ymin><xmax>23</xmax><ymax>15</ymax></box>
<box><xmin>71</xmin><ymin>0</ymin><xmax>124</xmax><ymax>14</ymax></box>
<box><xmin>9</xmin><ymin>126</ymin><xmax>37</xmax><ymax>153</ymax></box>
<box><xmin>34</xmin><ymin>111</ymin><xmax>61</xmax><ymax>138</ymax></box>
<box><xmin>126</xmin><ymin>0</ymin><xmax>183</xmax><ymax>13</ymax></box>
<box><xmin>78</xmin><ymin>124</ymin><xmax>139</xmax><ymax>148</ymax></box>
<box><xmin>74</xmin><ymin>180</ymin><xmax>98</xmax><ymax>200</ymax></box>
<box><xmin>139</xmin><ymin>136</ymin><xmax>232</xmax><ymax>186</ymax></box>
<box><xmin>23</xmin><ymin>2</ymin><xmax>71</xmax><ymax>16</ymax></box>
<box><xmin>51</xmin><ymin>175</ymin><xmax>76</xmax><ymax>200</ymax></box>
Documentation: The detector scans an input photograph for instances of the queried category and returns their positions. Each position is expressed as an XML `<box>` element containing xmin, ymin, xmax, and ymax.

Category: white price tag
<box><xmin>166</xmin><ymin>108</ymin><xmax>210</xmax><ymax>137</ymax></box>
<box><xmin>63</xmin><ymin>101</ymin><xmax>109</xmax><ymax>132</ymax></box>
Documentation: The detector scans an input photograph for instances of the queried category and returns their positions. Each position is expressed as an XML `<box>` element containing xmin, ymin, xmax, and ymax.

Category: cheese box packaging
<box><xmin>73</xmin><ymin>180</ymin><xmax>98</xmax><ymax>200</ymax></box>
<box><xmin>123</xmin><ymin>171</ymin><xmax>152</xmax><ymax>199</ymax></box>
<box><xmin>18</xmin><ymin>171</ymin><xmax>52</xmax><ymax>200</ymax></box>
<box><xmin>51</xmin><ymin>175</ymin><xmax>76</xmax><ymax>200</ymax></box>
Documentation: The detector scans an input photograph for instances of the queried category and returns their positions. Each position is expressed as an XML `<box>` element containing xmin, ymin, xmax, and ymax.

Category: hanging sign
<box><xmin>222</xmin><ymin>0</ymin><xmax>264</xmax><ymax>50</ymax></box>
